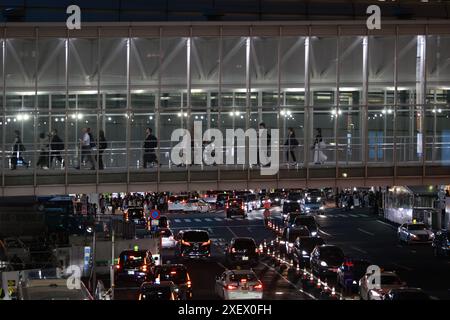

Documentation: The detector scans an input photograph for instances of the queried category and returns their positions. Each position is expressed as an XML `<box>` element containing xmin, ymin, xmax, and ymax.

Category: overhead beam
<box><xmin>6</xmin><ymin>40</ymin><xmax>31</xmax><ymax>85</ymax></box>
<box><xmin>208</xmin><ymin>38</ymin><xmax>245</xmax><ymax>79</ymax></box>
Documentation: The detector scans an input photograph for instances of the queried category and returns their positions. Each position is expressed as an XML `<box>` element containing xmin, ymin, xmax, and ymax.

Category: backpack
<box><xmin>53</xmin><ymin>135</ymin><xmax>64</xmax><ymax>151</ymax></box>
<box><xmin>88</xmin><ymin>132</ymin><xmax>96</xmax><ymax>148</ymax></box>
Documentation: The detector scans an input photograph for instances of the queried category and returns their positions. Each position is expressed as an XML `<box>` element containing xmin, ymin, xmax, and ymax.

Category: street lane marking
<box><xmin>376</xmin><ymin>220</ymin><xmax>397</xmax><ymax>229</ymax></box>
<box><xmin>359</xmin><ymin>214</ymin><xmax>369</xmax><ymax>217</ymax></box>
<box><xmin>215</xmin><ymin>218</ymin><xmax>222</xmax><ymax>221</ymax></box>
<box><xmin>337</xmin><ymin>214</ymin><xmax>347</xmax><ymax>218</ymax></box>
<box><xmin>174</xmin><ymin>219</ymin><xmax>181</xmax><ymax>223</ymax></box>
<box><xmin>227</xmin><ymin>226</ymin><xmax>239</xmax><ymax>238</ymax></box>
<box><xmin>319</xmin><ymin>230</ymin><xmax>333</xmax><ymax>237</ymax></box>
<box><xmin>351</xmin><ymin>246</ymin><xmax>368</xmax><ymax>254</ymax></box>
<box><xmin>349</xmin><ymin>214</ymin><xmax>359</xmax><ymax>218</ymax></box>
<box><xmin>205</xmin><ymin>218</ymin><xmax>212</xmax><ymax>222</ymax></box>
<box><xmin>184</xmin><ymin>219</ymin><xmax>192</xmax><ymax>222</ymax></box>
<box><xmin>357</xmin><ymin>228</ymin><xmax>375</xmax><ymax>236</ymax></box>
<box><xmin>194</xmin><ymin>219</ymin><xmax>202</xmax><ymax>222</ymax></box>
<box><xmin>259</xmin><ymin>261</ymin><xmax>317</xmax><ymax>300</ymax></box>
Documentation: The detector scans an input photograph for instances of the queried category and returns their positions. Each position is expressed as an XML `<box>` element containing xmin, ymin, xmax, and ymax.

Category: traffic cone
<box><xmin>316</xmin><ymin>278</ymin><xmax>321</xmax><ymax>289</ymax></box>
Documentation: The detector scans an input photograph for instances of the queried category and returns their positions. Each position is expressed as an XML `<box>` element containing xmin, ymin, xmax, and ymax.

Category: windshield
<box><xmin>288</xmin><ymin>193</ymin><xmax>302</xmax><ymax>201</ymax></box>
<box><xmin>141</xmin><ymin>287</ymin><xmax>172</xmax><ymax>300</ymax></box>
<box><xmin>155</xmin><ymin>267</ymin><xmax>188</xmax><ymax>284</ymax></box>
<box><xmin>229</xmin><ymin>273</ymin><xmax>258</xmax><ymax>282</ymax></box>
<box><xmin>300</xmin><ymin>238</ymin><xmax>324</xmax><ymax>251</ymax></box>
<box><xmin>381</xmin><ymin>275</ymin><xmax>402</xmax><ymax>285</ymax></box>
<box><xmin>320</xmin><ymin>247</ymin><xmax>344</xmax><ymax>260</ymax></box>
<box><xmin>288</xmin><ymin>229</ymin><xmax>308</xmax><ymax>242</ymax></box>
<box><xmin>127</xmin><ymin>209</ymin><xmax>143</xmax><ymax>219</ymax></box>
<box><xmin>233</xmin><ymin>240</ymin><xmax>256</xmax><ymax>250</ymax></box>
<box><xmin>183</xmin><ymin>231</ymin><xmax>209</xmax><ymax>242</ymax></box>
<box><xmin>407</xmin><ymin>224</ymin><xmax>427</xmax><ymax>231</ymax></box>
<box><xmin>288</xmin><ymin>214</ymin><xmax>302</xmax><ymax>223</ymax></box>
<box><xmin>120</xmin><ymin>252</ymin><xmax>147</xmax><ymax>269</ymax></box>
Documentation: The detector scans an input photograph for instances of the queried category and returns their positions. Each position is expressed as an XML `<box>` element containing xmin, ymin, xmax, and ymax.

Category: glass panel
<box><xmin>367</xmin><ymin>106</ymin><xmax>394</xmax><ymax>164</ymax></box>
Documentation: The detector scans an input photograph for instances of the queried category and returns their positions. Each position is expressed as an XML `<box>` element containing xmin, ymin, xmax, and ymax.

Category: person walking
<box><xmin>76</xmin><ymin>127</ymin><xmax>96</xmax><ymax>170</ymax></box>
<box><xmin>50</xmin><ymin>129</ymin><xmax>64</xmax><ymax>169</ymax></box>
<box><xmin>97</xmin><ymin>130</ymin><xmax>107</xmax><ymax>170</ymax></box>
<box><xmin>313</xmin><ymin>128</ymin><xmax>327</xmax><ymax>165</ymax></box>
<box><xmin>11</xmin><ymin>130</ymin><xmax>28</xmax><ymax>170</ymax></box>
<box><xmin>37</xmin><ymin>132</ymin><xmax>50</xmax><ymax>169</ymax></box>
<box><xmin>284</xmin><ymin>127</ymin><xmax>298</xmax><ymax>165</ymax></box>
<box><xmin>143</xmin><ymin>128</ymin><xmax>158</xmax><ymax>168</ymax></box>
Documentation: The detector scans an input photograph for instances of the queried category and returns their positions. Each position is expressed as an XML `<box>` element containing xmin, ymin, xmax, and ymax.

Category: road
<box><xmin>159</xmin><ymin>205</ymin><xmax>450</xmax><ymax>300</ymax></box>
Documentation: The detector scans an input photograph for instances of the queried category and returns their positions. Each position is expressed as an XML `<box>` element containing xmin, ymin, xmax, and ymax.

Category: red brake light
<box><xmin>181</xmin><ymin>240</ymin><xmax>191</xmax><ymax>246</ymax></box>
<box><xmin>227</xmin><ymin>285</ymin><xmax>238</xmax><ymax>290</ymax></box>
<box><xmin>240</xmin><ymin>278</ymin><xmax>247</xmax><ymax>283</ymax></box>
<box><xmin>344</xmin><ymin>261</ymin><xmax>354</xmax><ymax>267</ymax></box>
<box><xmin>141</xmin><ymin>265</ymin><xmax>148</xmax><ymax>272</ymax></box>
<box><xmin>201</xmin><ymin>240</ymin><xmax>211</xmax><ymax>246</ymax></box>
<box><xmin>253</xmin><ymin>283</ymin><xmax>263</xmax><ymax>290</ymax></box>
<box><xmin>231</xmin><ymin>247</ymin><xmax>236</xmax><ymax>253</ymax></box>
<box><xmin>187</xmin><ymin>280</ymin><xmax>192</xmax><ymax>288</ymax></box>
<box><xmin>170</xmin><ymin>271</ymin><xmax>177</xmax><ymax>275</ymax></box>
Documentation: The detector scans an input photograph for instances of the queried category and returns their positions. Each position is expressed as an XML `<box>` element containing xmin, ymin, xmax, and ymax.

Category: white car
<box><xmin>160</xmin><ymin>228</ymin><xmax>177</xmax><ymax>249</ymax></box>
<box><xmin>397</xmin><ymin>222</ymin><xmax>434</xmax><ymax>244</ymax></box>
<box><xmin>359</xmin><ymin>271</ymin><xmax>407</xmax><ymax>300</ymax></box>
<box><xmin>2</xmin><ymin>238</ymin><xmax>30</xmax><ymax>262</ymax></box>
<box><xmin>17</xmin><ymin>278</ymin><xmax>94</xmax><ymax>300</ymax></box>
<box><xmin>168</xmin><ymin>195</ymin><xmax>188</xmax><ymax>212</ymax></box>
<box><xmin>183</xmin><ymin>199</ymin><xmax>211</xmax><ymax>213</ymax></box>
<box><xmin>215</xmin><ymin>270</ymin><xmax>263</xmax><ymax>300</ymax></box>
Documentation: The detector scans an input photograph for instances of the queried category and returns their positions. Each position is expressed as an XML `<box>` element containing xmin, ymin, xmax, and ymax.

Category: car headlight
<box><xmin>429</xmin><ymin>233</ymin><xmax>435</xmax><ymax>239</ymax></box>
<box><xmin>410</xmin><ymin>234</ymin><xmax>418</xmax><ymax>239</ymax></box>
<box><xmin>288</xmin><ymin>243</ymin><xmax>294</xmax><ymax>248</ymax></box>
<box><xmin>370</xmin><ymin>290</ymin><xmax>381</xmax><ymax>297</ymax></box>
<box><xmin>275</xmin><ymin>198</ymin><xmax>279</xmax><ymax>202</ymax></box>
<box><xmin>307</xmin><ymin>197</ymin><xmax>311</xmax><ymax>201</ymax></box>
<box><xmin>301</xmin><ymin>250</ymin><xmax>308</xmax><ymax>256</ymax></box>
<box><xmin>320</xmin><ymin>261</ymin><xmax>328</xmax><ymax>267</ymax></box>
<box><xmin>311</xmin><ymin>231</ymin><xmax>317</xmax><ymax>236</ymax></box>
<box><xmin>317</xmin><ymin>197</ymin><xmax>321</xmax><ymax>201</ymax></box>
<box><xmin>279</xmin><ymin>241</ymin><xmax>286</xmax><ymax>245</ymax></box>
<box><xmin>285</xmin><ymin>200</ymin><xmax>290</xmax><ymax>203</ymax></box>
<box><xmin>352</xmin><ymin>280</ymin><xmax>357</xmax><ymax>285</ymax></box>
<box><xmin>297</xmin><ymin>200</ymin><xmax>301</xmax><ymax>203</ymax></box>
<box><xmin>319</xmin><ymin>206</ymin><xmax>325</xmax><ymax>211</ymax></box>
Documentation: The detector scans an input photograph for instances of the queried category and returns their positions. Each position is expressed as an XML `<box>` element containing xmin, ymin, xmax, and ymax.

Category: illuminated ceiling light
<box><xmin>55</xmin><ymin>118</ymin><xmax>59</xmax><ymax>122</ymax></box>
<box><xmin>184</xmin><ymin>113</ymin><xmax>188</xmax><ymax>117</ymax></box>
<box><xmin>61</xmin><ymin>118</ymin><xmax>65</xmax><ymax>122</ymax></box>
<box><xmin>77</xmin><ymin>113</ymin><xmax>83</xmax><ymax>120</ymax></box>
<box><xmin>108</xmin><ymin>117</ymin><xmax>112</xmax><ymax>121</ymax></box>
<box><xmin>240</xmin><ymin>115</ymin><xmax>244</xmax><ymax>119</ymax></box>
<box><xmin>71</xmin><ymin>114</ymin><xmax>76</xmax><ymax>119</ymax></box>
<box><xmin>438</xmin><ymin>108</ymin><xmax>442</xmax><ymax>113</ymax></box>
<box><xmin>17</xmin><ymin>114</ymin><xmax>23</xmax><ymax>121</ymax></box>
<box><xmin>381</xmin><ymin>109</ymin><xmax>387</xmax><ymax>114</ymax></box>
<box><xmin>149</xmin><ymin>116</ymin><xmax>153</xmax><ymax>120</ymax></box>
<box><xmin>200</xmin><ymin>116</ymin><xmax>204</xmax><ymax>120</ymax></box>
<box><xmin>280</xmin><ymin>110</ymin><xmax>285</xmax><ymax>116</ymax></box>
<box><xmin>177</xmin><ymin>113</ymin><xmax>182</xmax><ymax>117</ymax></box>
<box><xmin>229</xmin><ymin>111</ymin><xmax>234</xmax><ymax>117</ymax></box>
<box><xmin>388</xmin><ymin>109</ymin><xmax>393</xmax><ymax>114</ymax></box>
<box><xmin>235</xmin><ymin>111</ymin><xmax>241</xmax><ymax>116</ymax></box>
<box><xmin>342</xmin><ymin>172</ymin><xmax>348</xmax><ymax>178</ymax></box>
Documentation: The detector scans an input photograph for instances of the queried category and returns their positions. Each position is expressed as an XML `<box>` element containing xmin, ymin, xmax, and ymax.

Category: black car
<box><xmin>292</xmin><ymin>236</ymin><xmax>325</xmax><ymax>267</ymax></box>
<box><xmin>383</xmin><ymin>288</ymin><xmax>432</xmax><ymax>300</ymax></box>
<box><xmin>159</xmin><ymin>216</ymin><xmax>169</xmax><ymax>229</ymax></box>
<box><xmin>336</xmin><ymin>258</ymin><xmax>372</xmax><ymax>293</ymax></box>
<box><xmin>282</xmin><ymin>202</ymin><xmax>301</xmax><ymax>218</ymax></box>
<box><xmin>432</xmin><ymin>229</ymin><xmax>450</xmax><ymax>257</ymax></box>
<box><xmin>176</xmin><ymin>230</ymin><xmax>211</xmax><ymax>259</ymax></box>
<box><xmin>225</xmin><ymin>237</ymin><xmax>259</xmax><ymax>267</ymax></box>
<box><xmin>124</xmin><ymin>207</ymin><xmax>147</xmax><ymax>227</ymax></box>
<box><xmin>115</xmin><ymin>250</ymin><xmax>155</xmax><ymax>286</ymax></box>
<box><xmin>138</xmin><ymin>281</ymin><xmax>180</xmax><ymax>300</ymax></box>
<box><xmin>280</xmin><ymin>226</ymin><xmax>311</xmax><ymax>254</ymax></box>
<box><xmin>292</xmin><ymin>216</ymin><xmax>319</xmax><ymax>237</ymax></box>
<box><xmin>286</xmin><ymin>192</ymin><xmax>303</xmax><ymax>203</ymax></box>
<box><xmin>284</xmin><ymin>212</ymin><xmax>304</xmax><ymax>227</ymax></box>
<box><xmin>269</xmin><ymin>193</ymin><xmax>282</xmax><ymax>206</ymax></box>
<box><xmin>216</xmin><ymin>193</ymin><xmax>230</xmax><ymax>209</ymax></box>
<box><xmin>153</xmin><ymin>264</ymin><xmax>192</xmax><ymax>299</ymax></box>
<box><xmin>225</xmin><ymin>198</ymin><xmax>246</xmax><ymax>218</ymax></box>
<box><xmin>310</xmin><ymin>245</ymin><xmax>345</xmax><ymax>277</ymax></box>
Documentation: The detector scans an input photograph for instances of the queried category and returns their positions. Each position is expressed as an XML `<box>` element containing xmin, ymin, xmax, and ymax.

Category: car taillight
<box><xmin>253</xmin><ymin>283</ymin><xmax>263</xmax><ymax>290</ymax></box>
<box><xmin>201</xmin><ymin>240</ymin><xmax>211</xmax><ymax>246</ymax></box>
<box><xmin>115</xmin><ymin>264</ymin><xmax>121</xmax><ymax>270</ymax></box>
<box><xmin>181</xmin><ymin>240</ymin><xmax>191</xmax><ymax>246</ymax></box>
<box><xmin>141</xmin><ymin>265</ymin><xmax>148</xmax><ymax>272</ymax></box>
<box><xmin>240</xmin><ymin>279</ymin><xmax>247</xmax><ymax>284</ymax></box>
<box><xmin>226</xmin><ymin>285</ymin><xmax>238</xmax><ymax>290</ymax></box>
<box><xmin>170</xmin><ymin>271</ymin><xmax>177</xmax><ymax>275</ymax></box>
<box><xmin>187</xmin><ymin>280</ymin><xmax>192</xmax><ymax>288</ymax></box>
<box><xmin>241</xmin><ymin>204</ymin><xmax>245</xmax><ymax>210</ymax></box>
<box><xmin>231</xmin><ymin>247</ymin><xmax>236</xmax><ymax>253</ymax></box>
<box><xmin>255</xmin><ymin>248</ymin><xmax>259</xmax><ymax>254</ymax></box>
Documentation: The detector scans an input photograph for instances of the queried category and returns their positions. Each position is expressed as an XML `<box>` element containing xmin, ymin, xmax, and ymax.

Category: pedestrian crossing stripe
<box><xmin>184</xmin><ymin>219</ymin><xmax>192</xmax><ymax>222</ymax></box>
<box><xmin>194</xmin><ymin>218</ymin><xmax>202</xmax><ymax>222</ymax></box>
<box><xmin>349</xmin><ymin>214</ymin><xmax>358</xmax><ymax>217</ymax></box>
<box><xmin>215</xmin><ymin>218</ymin><xmax>222</xmax><ymax>221</ymax></box>
<box><xmin>205</xmin><ymin>218</ymin><xmax>212</xmax><ymax>221</ymax></box>
<box><xmin>174</xmin><ymin>219</ymin><xmax>181</xmax><ymax>222</ymax></box>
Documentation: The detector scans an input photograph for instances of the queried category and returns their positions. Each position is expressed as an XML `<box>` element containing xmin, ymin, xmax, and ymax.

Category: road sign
<box><xmin>150</xmin><ymin>209</ymin><xmax>161</xmax><ymax>220</ymax></box>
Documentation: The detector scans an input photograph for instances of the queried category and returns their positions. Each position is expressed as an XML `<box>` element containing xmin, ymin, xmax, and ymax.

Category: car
<box><xmin>115</xmin><ymin>250</ymin><xmax>155</xmax><ymax>286</ymax></box>
<box><xmin>432</xmin><ymin>229</ymin><xmax>450</xmax><ymax>257</ymax></box>
<box><xmin>216</xmin><ymin>193</ymin><xmax>230</xmax><ymax>209</ymax></box>
<box><xmin>282</xmin><ymin>202</ymin><xmax>301</xmax><ymax>219</ymax></box>
<box><xmin>123</xmin><ymin>207</ymin><xmax>147</xmax><ymax>227</ymax></box>
<box><xmin>168</xmin><ymin>195</ymin><xmax>188</xmax><ymax>212</ymax></box>
<box><xmin>183</xmin><ymin>199</ymin><xmax>211</xmax><ymax>213</ymax></box>
<box><xmin>225</xmin><ymin>237</ymin><xmax>260</xmax><ymax>268</ymax></box>
<box><xmin>160</xmin><ymin>228</ymin><xmax>177</xmax><ymax>249</ymax></box>
<box><xmin>383</xmin><ymin>287</ymin><xmax>432</xmax><ymax>300</ymax></box>
<box><xmin>291</xmin><ymin>236</ymin><xmax>325</xmax><ymax>267</ymax></box>
<box><xmin>291</xmin><ymin>216</ymin><xmax>319</xmax><ymax>237</ymax></box>
<box><xmin>17</xmin><ymin>278</ymin><xmax>93</xmax><ymax>300</ymax></box>
<box><xmin>284</xmin><ymin>212</ymin><xmax>305</xmax><ymax>227</ymax></box>
<box><xmin>1</xmin><ymin>237</ymin><xmax>30</xmax><ymax>263</ymax></box>
<box><xmin>242</xmin><ymin>194</ymin><xmax>259</xmax><ymax>212</ymax></box>
<box><xmin>359</xmin><ymin>271</ymin><xmax>407</xmax><ymax>300</ymax></box>
<box><xmin>336</xmin><ymin>258</ymin><xmax>372</xmax><ymax>293</ymax></box>
<box><xmin>202</xmin><ymin>191</ymin><xmax>218</xmax><ymax>205</ymax></box>
<box><xmin>269</xmin><ymin>192</ymin><xmax>282</xmax><ymax>206</ymax></box>
<box><xmin>285</xmin><ymin>191</ymin><xmax>303</xmax><ymax>204</ymax></box>
<box><xmin>138</xmin><ymin>281</ymin><xmax>180</xmax><ymax>300</ymax></box>
<box><xmin>215</xmin><ymin>270</ymin><xmax>263</xmax><ymax>300</ymax></box>
<box><xmin>310</xmin><ymin>245</ymin><xmax>345</xmax><ymax>277</ymax></box>
<box><xmin>225</xmin><ymin>198</ymin><xmax>246</xmax><ymax>218</ymax></box>
<box><xmin>153</xmin><ymin>264</ymin><xmax>192</xmax><ymax>299</ymax></box>
<box><xmin>280</xmin><ymin>226</ymin><xmax>311</xmax><ymax>254</ymax></box>
<box><xmin>397</xmin><ymin>222</ymin><xmax>435</xmax><ymax>244</ymax></box>
<box><xmin>300</xmin><ymin>193</ymin><xmax>325</xmax><ymax>214</ymax></box>
<box><xmin>176</xmin><ymin>230</ymin><xmax>211</xmax><ymax>259</ymax></box>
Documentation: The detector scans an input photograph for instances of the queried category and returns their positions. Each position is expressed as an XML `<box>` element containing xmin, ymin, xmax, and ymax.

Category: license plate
<box><xmin>128</xmin><ymin>271</ymin><xmax>135</xmax><ymax>275</ymax></box>
<box><xmin>242</xmin><ymin>256</ymin><xmax>249</xmax><ymax>261</ymax></box>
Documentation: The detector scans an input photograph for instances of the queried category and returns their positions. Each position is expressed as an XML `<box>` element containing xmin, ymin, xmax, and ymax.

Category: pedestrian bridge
<box><xmin>2</xmin><ymin>158</ymin><xmax>449</xmax><ymax>196</ymax></box>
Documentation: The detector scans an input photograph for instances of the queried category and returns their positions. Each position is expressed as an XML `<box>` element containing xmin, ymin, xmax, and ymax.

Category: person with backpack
<box><xmin>50</xmin><ymin>128</ymin><xmax>64</xmax><ymax>168</ymax></box>
<box><xmin>143</xmin><ymin>127</ymin><xmax>158</xmax><ymax>168</ymax></box>
<box><xmin>11</xmin><ymin>130</ymin><xmax>28</xmax><ymax>170</ymax></box>
<box><xmin>97</xmin><ymin>130</ymin><xmax>107</xmax><ymax>170</ymax></box>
